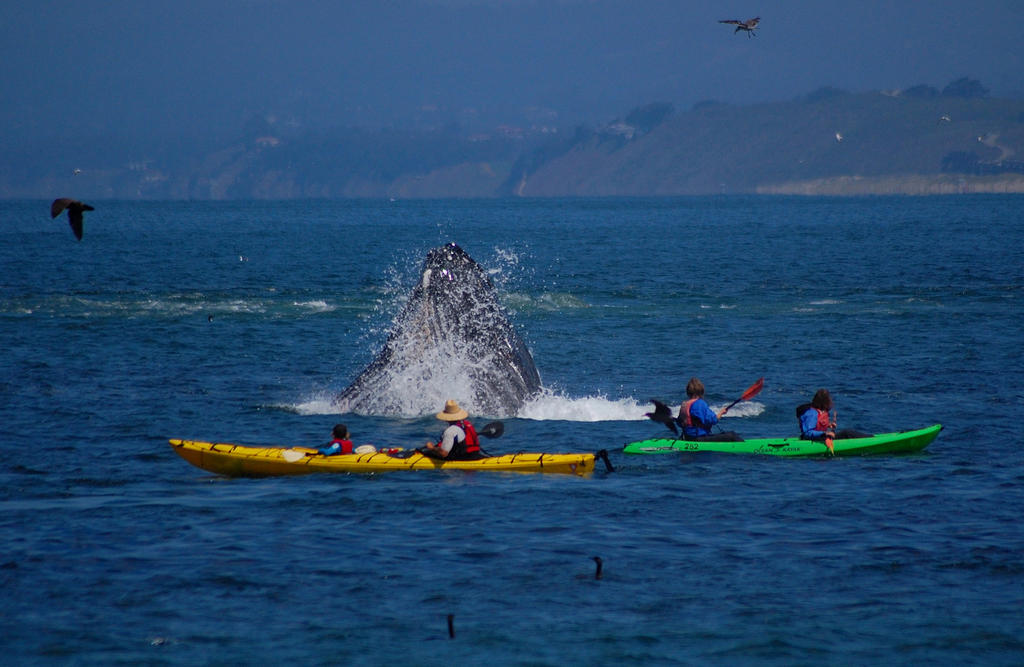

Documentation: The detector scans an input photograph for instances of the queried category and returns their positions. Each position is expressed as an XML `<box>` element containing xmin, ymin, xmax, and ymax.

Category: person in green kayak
<box><xmin>677</xmin><ymin>377</ymin><xmax>743</xmax><ymax>442</ymax></box>
<box><xmin>798</xmin><ymin>389</ymin><xmax>872</xmax><ymax>452</ymax></box>
<box><xmin>422</xmin><ymin>399</ymin><xmax>484</xmax><ymax>460</ymax></box>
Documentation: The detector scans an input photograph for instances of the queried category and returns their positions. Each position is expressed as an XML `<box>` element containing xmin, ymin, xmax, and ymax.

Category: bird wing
<box><xmin>51</xmin><ymin>198</ymin><xmax>73</xmax><ymax>218</ymax></box>
<box><xmin>67</xmin><ymin>208</ymin><xmax>84</xmax><ymax>240</ymax></box>
<box><xmin>746</xmin><ymin>17</ymin><xmax>760</xmax><ymax>28</ymax></box>
<box><xmin>645</xmin><ymin>399</ymin><xmax>679</xmax><ymax>435</ymax></box>
<box><xmin>719</xmin><ymin>19</ymin><xmax>742</xmax><ymax>25</ymax></box>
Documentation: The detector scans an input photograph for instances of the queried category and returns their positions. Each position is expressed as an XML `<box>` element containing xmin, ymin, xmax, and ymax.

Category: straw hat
<box><xmin>436</xmin><ymin>399</ymin><xmax>468</xmax><ymax>421</ymax></box>
<box><xmin>354</xmin><ymin>444</ymin><xmax>377</xmax><ymax>455</ymax></box>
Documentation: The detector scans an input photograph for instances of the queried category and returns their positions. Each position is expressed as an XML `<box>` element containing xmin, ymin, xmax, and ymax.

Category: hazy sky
<box><xmin>3</xmin><ymin>0</ymin><xmax>1022</xmax><ymax>144</ymax></box>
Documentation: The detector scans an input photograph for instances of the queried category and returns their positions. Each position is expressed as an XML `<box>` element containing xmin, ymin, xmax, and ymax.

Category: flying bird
<box><xmin>645</xmin><ymin>399</ymin><xmax>679</xmax><ymax>436</ymax></box>
<box><xmin>720</xmin><ymin>17</ymin><xmax>760</xmax><ymax>37</ymax></box>
<box><xmin>50</xmin><ymin>198</ymin><xmax>94</xmax><ymax>240</ymax></box>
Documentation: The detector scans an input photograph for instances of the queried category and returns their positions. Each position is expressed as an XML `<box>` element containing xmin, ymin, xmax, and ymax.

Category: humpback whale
<box><xmin>335</xmin><ymin>243</ymin><xmax>542</xmax><ymax>417</ymax></box>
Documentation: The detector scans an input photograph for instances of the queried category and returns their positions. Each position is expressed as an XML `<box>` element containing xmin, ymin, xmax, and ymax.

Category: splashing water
<box><xmin>517</xmin><ymin>390</ymin><xmax>648</xmax><ymax>421</ymax></box>
<box><xmin>293</xmin><ymin>386</ymin><xmax>765</xmax><ymax>424</ymax></box>
<box><xmin>346</xmin><ymin>332</ymin><xmax>509</xmax><ymax>416</ymax></box>
<box><xmin>333</xmin><ymin>244</ymin><xmax>541</xmax><ymax>417</ymax></box>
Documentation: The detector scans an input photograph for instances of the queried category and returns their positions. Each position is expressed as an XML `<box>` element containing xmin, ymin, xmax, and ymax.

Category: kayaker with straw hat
<box><xmin>423</xmin><ymin>399</ymin><xmax>483</xmax><ymax>460</ymax></box>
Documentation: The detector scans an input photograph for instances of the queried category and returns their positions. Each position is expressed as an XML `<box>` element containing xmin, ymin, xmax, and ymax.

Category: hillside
<box><xmin>510</xmin><ymin>90</ymin><xmax>1024</xmax><ymax>196</ymax></box>
<box><xmin>5</xmin><ymin>87</ymin><xmax>1024</xmax><ymax>199</ymax></box>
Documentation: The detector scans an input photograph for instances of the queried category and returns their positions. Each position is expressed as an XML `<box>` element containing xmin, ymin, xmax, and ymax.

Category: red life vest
<box><xmin>330</xmin><ymin>438</ymin><xmax>354</xmax><ymax>454</ymax></box>
<box><xmin>798</xmin><ymin>407</ymin><xmax>831</xmax><ymax>437</ymax></box>
<box><xmin>679</xmin><ymin>399</ymin><xmax>698</xmax><ymax>427</ymax></box>
<box><xmin>814</xmin><ymin>409</ymin><xmax>831</xmax><ymax>432</ymax></box>
<box><xmin>455</xmin><ymin>420</ymin><xmax>480</xmax><ymax>453</ymax></box>
<box><xmin>436</xmin><ymin>420</ymin><xmax>480</xmax><ymax>456</ymax></box>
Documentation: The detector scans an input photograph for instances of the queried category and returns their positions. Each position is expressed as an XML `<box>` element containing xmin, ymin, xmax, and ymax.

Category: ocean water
<box><xmin>1</xmin><ymin>196</ymin><xmax>1023</xmax><ymax>665</ymax></box>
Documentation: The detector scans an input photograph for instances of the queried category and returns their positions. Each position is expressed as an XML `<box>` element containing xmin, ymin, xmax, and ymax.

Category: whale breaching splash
<box><xmin>334</xmin><ymin>243</ymin><xmax>542</xmax><ymax>417</ymax></box>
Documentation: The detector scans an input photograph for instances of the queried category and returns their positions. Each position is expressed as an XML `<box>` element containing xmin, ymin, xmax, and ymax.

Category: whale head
<box><xmin>335</xmin><ymin>243</ymin><xmax>542</xmax><ymax>417</ymax></box>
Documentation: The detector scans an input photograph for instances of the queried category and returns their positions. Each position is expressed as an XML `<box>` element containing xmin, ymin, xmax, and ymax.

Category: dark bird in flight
<box><xmin>50</xmin><ymin>198</ymin><xmax>94</xmax><ymax>240</ymax></box>
<box><xmin>720</xmin><ymin>17</ymin><xmax>760</xmax><ymax>37</ymax></box>
<box><xmin>645</xmin><ymin>399</ymin><xmax>679</xmax><ymax>436</ymax></box>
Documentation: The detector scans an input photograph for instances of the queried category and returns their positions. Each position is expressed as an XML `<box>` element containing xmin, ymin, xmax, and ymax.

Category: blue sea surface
<box><xmin>2</xmin><ymin>196</ymin><xmax>1023</xmax><ymax>665</ymax></box>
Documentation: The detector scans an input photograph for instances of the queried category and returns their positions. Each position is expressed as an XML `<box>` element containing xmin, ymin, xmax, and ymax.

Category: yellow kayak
<box><xmin>169</xmin><ymin>439</ymin><xmax>603</xmax><ymax>476</ymax></box>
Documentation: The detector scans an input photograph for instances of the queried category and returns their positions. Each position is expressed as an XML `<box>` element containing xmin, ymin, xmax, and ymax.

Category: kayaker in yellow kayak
<box><xmin>317</xmin><ymin>423</ymin><xmax>354</xmax><ymax>455</ymax></box>
<box><xmin>422</xmin><ymin>399</ymin><xmax>485</xmax><ymax>460</ymax></box>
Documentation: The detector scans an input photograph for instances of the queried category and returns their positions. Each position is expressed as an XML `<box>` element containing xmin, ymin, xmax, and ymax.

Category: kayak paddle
<box><xmin>478</xmin><ymin>421</ymin><xmax>504</xmax><ymax>438</ymax></box>
<box><xmin>721</xmin><ymin>377</ymin><xmax>764</xmax><ymax>415</ymax></box>
<box><xmin>475</xmin><ymin>421</ymin><xmax>504</xmax><ymax>457</ymax></box>
<box><xmin>825</xmin><ymin>409</ymin><xmax>836</xmax><ymax>455</ymax></box>
<box><xmin>282</xmin><ymin>448</ymin><xmax>311</xmax><ymax>462</ymax></box>
<box><xmin>418</xmin><ymin>420</ymin><xmax>505</xmax><ymax>458</ymax></box>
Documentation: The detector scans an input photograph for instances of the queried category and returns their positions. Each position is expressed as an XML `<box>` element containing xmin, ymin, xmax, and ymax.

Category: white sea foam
<box><xmin>292</xmin><ymin>392</ymin><xmax>340</xmax><ymax>416</ymax></box>
<box><xmin>503</xmin><ymin>291</ymin><xmax>589</xmax><ymax>312</ymax></box>
<box><xmin>290</xmin><ymin>388</ymin><xmax>765</xmax><ymax>422</ymax></box>
<box><xmin>291</xmin><ymin>299</ymin><xmax>335</xmax><ymax>313</ymax></box>
<box><xmin>517</xmin><ymin>390</ymin><xmax>647</xmax><ymax>421</ymax></box>
<box><xmin>714</xmin><ymin>401</ymin><xmax>765</xmax><ymax>418</ymax></box>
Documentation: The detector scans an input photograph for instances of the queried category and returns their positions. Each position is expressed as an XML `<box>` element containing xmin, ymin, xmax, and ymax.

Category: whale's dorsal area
<box><xmin>335</xmin><ymin>243</ymin><xmax>542</xmax><ymax>417</ymax></box>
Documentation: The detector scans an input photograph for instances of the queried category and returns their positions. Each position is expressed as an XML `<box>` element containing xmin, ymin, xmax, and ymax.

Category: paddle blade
<box><xmin>723</xmin><ymin>378</ymin><xmax>766</xmax><ymax>413</ymax></box>
<box><xmin>740</xmin><ymin>377</ymin><xmax>765</xmax><ymax>401</ymax></box>
<box><xmin>478</xmin><ymin>421</ymin><xmax>504</xmax><ymax>438</ymax></box>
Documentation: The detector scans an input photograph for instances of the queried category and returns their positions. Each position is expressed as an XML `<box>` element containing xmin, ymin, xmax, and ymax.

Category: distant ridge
<box><xmin>3</xmin><ymin>87</ymin><xmax>1023</xmax><ymax>199</ymax></box>
<box><xmin>508</xmin><ymin>90</ymin><xmax>1024</xmax><ymax>196</ymax></box>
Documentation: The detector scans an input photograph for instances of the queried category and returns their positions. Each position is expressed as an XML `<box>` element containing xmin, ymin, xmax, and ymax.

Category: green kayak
<box><xmin>623</xmin><ymin>424</ymin><xmax>942</xmax><ymax>457</ymax></box>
